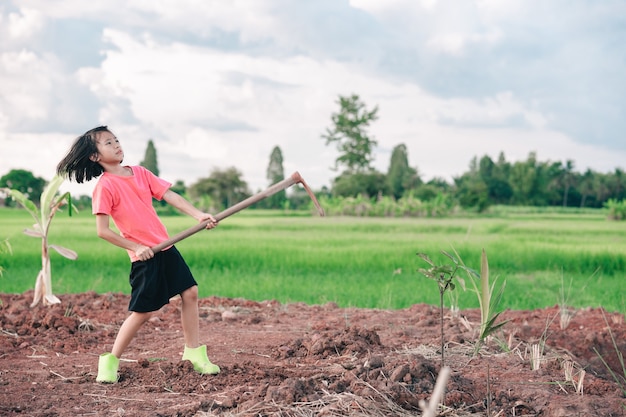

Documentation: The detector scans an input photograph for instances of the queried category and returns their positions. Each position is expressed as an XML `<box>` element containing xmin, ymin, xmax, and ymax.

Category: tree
<box><xmin>491</xmin><ymin>152</ymin><xmax>513</xmax><ymax>204</ymax></box>
<box><xmin>454</xmin><ymin>173</ymin><xmax>490</xmax><ymax>212</ymax></box>
<box><xmin>561</xmin><ymin>160</ymin><xmax>576</xmax><ymax>207</ymax></box>
<box><xmin>171</xmin><ymin>180</ymin><xmax>187</xmax><ymax>197</ymax></box>
<box><xmin>453</xmin><ymin>156</ymin><xmax>490</xmax><ymax>212</ymax></box>
<box><xmin>593</xmin><ymin>172</ymin><xmax>611</xmax><ymax>206</ymax></box>
<box><xmin>387</xmin><ymin>144</ymin><xmax>421</xmax><ymax>199</ymax></box>
<box><xmin>472</xmin><ymin>154</ymin><xmax>513</xmax><ymax>205</ymax></box>
<box><xmin>608</xmin><ymin>168</ymin><xmax>626</xmax><ymax>201</ymax></box>
<box><xmin>548</xmin><ymin>159</ymin><xmax>577</xmax><ymax>207</ymax></box>
<box><xmin>509</xmin><ymin>152</ymin><xmax>540</xmax><ymax>205</ymax></box>
<box><xmin>188</xmin><ymin>167</ymin><xmax>251</xmax><ymax>211</ymax></box>
<box><xmin>0</xmin><ymin>169</ymin><xmax>46</xmax><ymax>207</ymax></box>
<box><xmin>322</xmin><ymin>94</ymin><xmax>379</xmax><ymax>173</ymax></box>
<box><xmin>265</xmin><ymin>146</ymin><xmax>287</xmax><ymax>209</ymax></box>
<box><xmin>140</xmin><ymin>140</ymin><xmax>159</xmax><ymax>176</ymax></box>
<box><xmin>413</xmin><ymin>177</ymin><xmax>451</xmax><ymax>202</ymax></box>
<box><xmin>578</xmin><ymin>169</ymin><xmax>596</xmax><ymax>207</ymax></box>
<box><xmin>332</xmin><ymin>171</ymin><xmax>388</xmax><ymax>198</ymax></box>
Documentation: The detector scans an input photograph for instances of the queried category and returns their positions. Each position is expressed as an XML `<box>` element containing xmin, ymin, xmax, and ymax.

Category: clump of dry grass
<box><xmin>529</xmin><ymin>343</ymin><xmax>544</xmax><ymax>371</ymax></box>
<box><xmin>192</xmin><ymin>391</ymin><xmax>421</xmax><ymax>417</ymax></box>
<box><xmin>561</xmin><ymin>358</ymin><xmax>585</xmax><ymax>395</ymax></box>
<box><xmin>193</xmin><ymin>374</ymin><xmax>483</xmax><ymax>417</ymax></box>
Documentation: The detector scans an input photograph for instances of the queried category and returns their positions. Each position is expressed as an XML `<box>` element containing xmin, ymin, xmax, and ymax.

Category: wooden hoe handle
<box><xmin>151</xmin><ymin>171</ymin><xmax>324</xmax><ymax>253</ymax></box>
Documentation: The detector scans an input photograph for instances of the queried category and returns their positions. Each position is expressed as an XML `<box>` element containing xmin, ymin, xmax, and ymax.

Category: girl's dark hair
<box><xmin>57</xmin><ymin>126</ymin><xmax>110</xmax><ymax>183</ymax></box>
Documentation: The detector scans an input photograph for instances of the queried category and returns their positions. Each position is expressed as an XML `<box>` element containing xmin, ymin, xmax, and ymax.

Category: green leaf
<box><xmin>416</xmin><ymin>252</ymin><xmax>435</xmax><ymax>266</ymax></box>
<box><xmin>4</xmin><ymin>189</ymin><xmax>39</xmax><ymax>224</ymax></box>
<box><xmin>438</xmin><ymin>265</ymin><xmax>455</xmax><ymax>275</ymax></box>
<box><xmin>481</xmin><ymin>313</ymin><xmax>508</xmax><ymax>339</ymax></box>
<box><xmin>0</xmin><ymin>239</ymin><xmax>12</xmax><ymax>255</ymax></box>
<box><xmin>460</xmin><ymin>265</ymin><xmax>479</xmax><ymax>279</ymax></box>
<box><xmin>441</xmin><ymin>250</ymin><xmax>459</xmax><ymax>265</ymax></box>
<box><xmin>40</xmin><ymin>175</ymin><xmax>66</xmax><ymax>223</ymax></box>
<box><xmin>48</xmin><ymin>192</ymin><xmax>78</xmax><ymax>218</ymax></box>
<box><xmin>480</xmin><ymin>248</ymin><xmax>490</xmax><ymax>329</ymax></box>
<box><xmin>52</xmin><ymin>192</ymin><xmax>77</xmax><ymax>215</ymax></box>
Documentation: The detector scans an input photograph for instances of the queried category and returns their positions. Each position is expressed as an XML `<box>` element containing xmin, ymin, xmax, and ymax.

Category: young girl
<box><xmin>57</xmin><ymin>126</ymin><xmax>220</xmax><ymax>383</ymax></box>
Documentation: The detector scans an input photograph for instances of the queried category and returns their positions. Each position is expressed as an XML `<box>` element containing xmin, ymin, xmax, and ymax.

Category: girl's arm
<box><xmin>162</xmin><ymin>190</ymin><xmax>218</xmax><ymax>228</ymax></box>
<box><xmin>95</xmin><ymin>214</ymin><xmax>154</xmax><ymax>260</ymax></box>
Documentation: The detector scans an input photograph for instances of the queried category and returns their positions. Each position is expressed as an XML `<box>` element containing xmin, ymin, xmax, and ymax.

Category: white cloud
<box><xmin>5</xmin><ymin>7</ymin><xmax>44</xmax><ymax>41</ymax></box>
<box><xmin>426</xmin><ymin>28</ymin><xmax>502</xmax><ymax>56</ymax></box>
<box><xmin>0</xmin><ymin>0</ymin><xmax>624</xmax><ymax>201</ymax></box>
<box><xmin>65</xmin><ymin>32</ymin><xmax>336</xmax><ymax>191</ymax></box>
<box><xmin>0</xmin><ymin>50</ymin><xmax>53</xmax><ymax>122</ymax></box>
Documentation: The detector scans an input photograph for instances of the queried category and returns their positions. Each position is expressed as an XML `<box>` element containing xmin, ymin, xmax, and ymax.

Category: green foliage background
<box><xmin>0</xmin><ymin>207</ymin><xmax>624</xmax><ymax>314</ymax></box>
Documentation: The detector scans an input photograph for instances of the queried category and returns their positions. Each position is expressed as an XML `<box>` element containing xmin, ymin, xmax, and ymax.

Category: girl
<box><xmin>57</xmin><ymin>126</ymin><xmax>220</xmax><ymax>383</ymax></box>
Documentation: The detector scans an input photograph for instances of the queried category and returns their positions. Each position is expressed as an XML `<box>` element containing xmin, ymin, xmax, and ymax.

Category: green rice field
<box><xmin>0</xmin><ymin>207</ymin><xmax>624</xmax><ymax>313</ymax></box>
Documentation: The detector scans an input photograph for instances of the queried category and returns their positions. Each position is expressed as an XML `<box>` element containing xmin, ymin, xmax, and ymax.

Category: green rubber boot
<box><xmin>182</xmin><ymin>345</ymin><xmax>220</xmax><ymax>375</ymax></box>
<box><xmin>96</xmin><ymin>353</ymin><xmax>119</xmax><ymax>383</ymax></box>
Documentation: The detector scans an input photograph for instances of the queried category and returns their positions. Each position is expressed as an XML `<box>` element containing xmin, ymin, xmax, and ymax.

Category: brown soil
<box><xmin>0</xmin><ymin>291</ymin><xmax>624</xmax><ymax>416</ymax></box>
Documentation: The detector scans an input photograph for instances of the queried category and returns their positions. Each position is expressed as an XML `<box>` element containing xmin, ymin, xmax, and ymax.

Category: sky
<box><xmin>0</xmin><ymin>0</ymin><xmax>624</xmax><ymax>197</ymax></box>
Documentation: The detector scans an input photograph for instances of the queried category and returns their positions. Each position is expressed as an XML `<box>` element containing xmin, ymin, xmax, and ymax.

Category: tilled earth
<box><xmin>0</xmin><ymin>291</ymin><xmax>624</xmax><ymax>416</ymax></box>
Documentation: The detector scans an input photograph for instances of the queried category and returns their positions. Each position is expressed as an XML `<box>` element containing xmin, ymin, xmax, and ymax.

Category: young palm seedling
<box><xmin>2</xmin><ymin>175</ymin><xmax>77</xmax><ymax>307</ymax></box>
<box><xmin>457</xmin><ymin>248</ymin><xmax>508</xmax><ymax>351</ymax></box>
<box><xmin>416</xmin><ymin>250</ymin><xmax>463</xmax><ymax>368</ymax></box>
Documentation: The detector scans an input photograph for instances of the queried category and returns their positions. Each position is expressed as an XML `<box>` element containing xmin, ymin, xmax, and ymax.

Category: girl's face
<box><xmin>94</xmin><ymin>131</ymin><xmax>124</xmax><ymax>164</ymax></box>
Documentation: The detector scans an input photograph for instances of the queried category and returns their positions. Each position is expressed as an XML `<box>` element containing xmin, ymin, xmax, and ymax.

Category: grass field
<box><xmin>0</xmin><ymin>207</ymin><xmax>624</xmax><ymax>313</ymax></box>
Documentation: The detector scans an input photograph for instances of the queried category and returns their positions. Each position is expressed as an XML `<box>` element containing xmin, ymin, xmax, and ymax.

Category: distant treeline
<box><xmin>2</xmin><ymin>149</ymin><xmax>626</xmax><ymax>218</ymax></box>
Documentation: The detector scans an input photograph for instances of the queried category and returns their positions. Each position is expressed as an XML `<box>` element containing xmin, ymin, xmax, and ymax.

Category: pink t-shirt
<box><xmin>92</xmin><ymin>166</ymin><xmax>171</xmax><ymax>261</ymax></box>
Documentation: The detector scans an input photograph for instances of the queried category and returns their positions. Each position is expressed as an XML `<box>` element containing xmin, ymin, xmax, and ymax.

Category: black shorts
<box><xmin>128</xmin><ymin>246</ymin><xmax>198</xmax><ymax>312</ymax></box>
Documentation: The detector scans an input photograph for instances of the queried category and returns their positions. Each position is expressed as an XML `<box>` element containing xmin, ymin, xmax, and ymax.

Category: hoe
<box><xmin>152</xmin><ymin>171</ymin><xmax>324</xmax><ymax>252</ymax></box>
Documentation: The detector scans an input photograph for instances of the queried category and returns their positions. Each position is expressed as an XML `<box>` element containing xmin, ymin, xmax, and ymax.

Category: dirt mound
<box><xmin>276</xmin><ymin>326</ymin><xmax>382</xmax><ymax>358</ymax></box>
<box><xmin>0</xmin><ymin>291</ymin><xmax>624</xmax><ymax>416</ymax></box>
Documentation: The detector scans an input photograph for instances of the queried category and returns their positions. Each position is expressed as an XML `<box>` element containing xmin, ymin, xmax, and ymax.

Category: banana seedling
<box><xmin>3</xmin><ymin>175</ymin><xmax>78</xmax><ymax>307</ymax></box>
